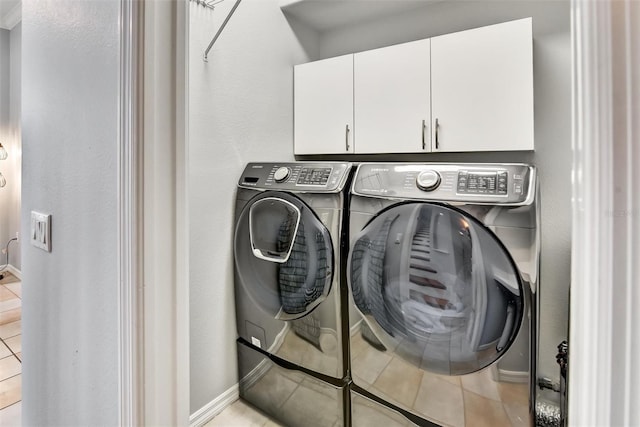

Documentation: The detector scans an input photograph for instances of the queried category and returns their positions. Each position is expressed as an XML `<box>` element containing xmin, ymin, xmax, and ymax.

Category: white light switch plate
<box><xmin>31</xmin><ymin>211</ymin><xmax>51</xmax><ymax>252</ymax></box>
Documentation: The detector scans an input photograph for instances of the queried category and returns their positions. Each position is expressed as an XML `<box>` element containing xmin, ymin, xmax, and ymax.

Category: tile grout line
<box><xmin>0</xmin><ymin>400</ymin><xmax>20</xmax><ymax>411</ymax></box>
<box><xmin>0</xmin><ymin>338</ymin><xmax>20</xmax><ymax>362</ymax></box>
<box><xmin>0</xmin><ymin>273</ymin><xmax>22</xmax><ymax>416</ymax></box>
<box><xmin>0</xmin><ymin>278</ymin><xmax>21</xmax><ymax>363</ymax></box>
<box><xmin>0</xmin><ymin>373</ymin><xmax>22</xmax><ymax>411</ymax></box>
<box><xmin>0</xmin><ymin>324</ymin><xmax>21</xmax><ymax>363</ymax></box>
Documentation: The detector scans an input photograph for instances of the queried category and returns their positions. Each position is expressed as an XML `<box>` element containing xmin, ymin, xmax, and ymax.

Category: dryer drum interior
<box><xmin>235</xmin><ymin>191</ymin><xmax>334</xmax><ymax>321</ymax></box>
<box><xmin>348</xmin><ymin>202</ymin><xmax>524</xmax><ymax>376</ymax></box>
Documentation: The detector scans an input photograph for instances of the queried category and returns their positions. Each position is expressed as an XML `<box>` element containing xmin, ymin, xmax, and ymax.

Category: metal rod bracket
<box><xmin>203</xmin><ymin>0</ymin><xmax>243</xmax><ymax>62</ymax></box>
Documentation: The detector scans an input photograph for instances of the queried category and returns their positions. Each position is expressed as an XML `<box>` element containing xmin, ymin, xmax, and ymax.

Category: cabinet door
<box><xmin>354</xmin><ymin>39</ymin><xmax>431</xmax><ymax>153</ymax></box>
<box><xmin>431</xmin><ymin>18</ymin><xmax>534</xmax><ymax>152</ymax></box>
<box><xmin>294</xmin><ymin>55</ymin><xmax>354</xmax><ymax>155</ymax></box>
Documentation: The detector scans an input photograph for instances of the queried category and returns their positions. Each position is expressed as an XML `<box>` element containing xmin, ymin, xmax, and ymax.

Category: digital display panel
<box><xmin>468</xmin><ymin>172</ymin><xmax>496</xmax><ymax>191</ymax></box>
<box><xmin>458</xmin><ymin>171</ymin><xmax>508</xmax><ymax>195</ymax></box>
<box><xmin>297</xmin><ymin>167</ymin><xmax>332</xmax><ymax>185</ymax></box>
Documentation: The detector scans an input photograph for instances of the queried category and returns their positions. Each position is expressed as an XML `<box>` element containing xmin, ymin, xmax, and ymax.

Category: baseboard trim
<box><xmin>5</xmin><ymin>265</ymin><xmax>21</xmax><ymax>279</ymax></box>
<box><xmin>189</xmin><ymin>384</ymin><xmax>240</xmax><ymax>427</ymax></box>
<box><xmin>495</xmin><ymin>367</ymin><xmax>529</xmax><ymax>384</ymax></box>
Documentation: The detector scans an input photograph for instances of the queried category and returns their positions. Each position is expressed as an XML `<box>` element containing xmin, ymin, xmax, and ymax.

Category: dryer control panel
<box><xmin>238</xmin><ymin>162</ymin><xmax>352</xmax><ymax>193</ymax></box>
<box><xmin>352</xmin><ymin>163</ymin><xmax>535</xmax><ymax>206</ymax></box>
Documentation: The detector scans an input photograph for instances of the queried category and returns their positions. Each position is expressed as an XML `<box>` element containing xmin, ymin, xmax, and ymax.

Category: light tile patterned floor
<box><xmin>350</xmin><ymin>332</ymin><xmax>530</xmax><ymax>427</ymax></box>
<box><xmin>0</xmin><ymin>271</ymin><xmax>21</xmax><ymax>426</ymax></box>
<box><xmin>205</xmin><ymin>399</ymin><xmax>284</xmax><ymax>427</ymax></box>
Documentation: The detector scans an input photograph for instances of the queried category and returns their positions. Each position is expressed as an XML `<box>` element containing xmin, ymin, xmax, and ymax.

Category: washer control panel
<box><xmin>238</xmin><ymin>162</ymin><xmax>352</xmax><ymax>193</ymax></box>
<box><xmin>352</xmin><ymin>163</ymin><xmax>535</xmax><ymax>205</ymax></box>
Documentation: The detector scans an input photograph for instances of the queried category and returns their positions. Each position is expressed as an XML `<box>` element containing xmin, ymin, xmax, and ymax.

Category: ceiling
<box><xmin>280</xmin><ymin>0</ymin><xmax>442</xmax><ymax>33</ymax></box>
<box><xmin>0</xmin><ymin>0</ymin><xmax>21</xmax><ymax>30</ymax></box>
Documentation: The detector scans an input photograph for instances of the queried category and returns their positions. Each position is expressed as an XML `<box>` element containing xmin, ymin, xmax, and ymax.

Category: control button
<box><xmin>457</xmin><ymin>172</ymin><xmax>468</xmax><ymax>193</ymax></box>
<box><xmin>416</xmin><ymin>170</ymin><xmax>442</xmax><ymax>191</ymax></box>
<box><xmin>514</xmin><ymin>182</ymin><xmax>523</xmax><ymax>194</ymax></box>
<box><xmin>273</xmin><ymin>167</ymin><xmax>291</xmax><ymax>183</ymax></box>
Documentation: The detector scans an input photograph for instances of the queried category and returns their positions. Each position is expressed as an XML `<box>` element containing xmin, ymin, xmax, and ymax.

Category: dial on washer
<box><xmin>416</xmin><ymin>170</ymin><xmax>442</xmax><ymax>191</ymax></box>
<box><xmin>274</xmin><ymin>167</ymin><xmax>291</xmax><ymax>183</ymax></box>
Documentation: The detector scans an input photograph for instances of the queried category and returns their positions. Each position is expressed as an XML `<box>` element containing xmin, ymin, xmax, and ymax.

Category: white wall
<box><xmin>188</xmin><ymin>0</ymin><xmax>314</xmax><ymax>414</ymax></box>
<box><xmin>0</xmin><ymin>28</ymin><xmax>9</xmax><ymax>256</ymax></box>
<box><xmin>6</xmin><ymin>23</ymin><xmax>21</xmax><ymax>271</ymax></box>
<box><xmin>21</xmin><ymin>2</ymin><xmax>120</xmax><ymax>425</ymax></box>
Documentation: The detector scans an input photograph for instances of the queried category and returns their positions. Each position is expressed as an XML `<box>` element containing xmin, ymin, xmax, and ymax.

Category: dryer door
<box><xmin>348</xmin><ymin>202</ymin><xmax>524</xmax><ymax>375</ymax></box>
<box><xmin>235</xmin><ymin>191</ymin><xmax>334</xmax><ymax>321</ymax></box>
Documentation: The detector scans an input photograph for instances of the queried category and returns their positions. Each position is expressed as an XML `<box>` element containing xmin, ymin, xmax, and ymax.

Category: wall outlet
<box><xmin>31</xmin><ymin>211</ymin><xmax>51</xmax><ymax>252</ymax></box>
<box><xmin>15</xmin><ymin>232</ymin><xmax>19</xmax><ymax>242</ymax></box>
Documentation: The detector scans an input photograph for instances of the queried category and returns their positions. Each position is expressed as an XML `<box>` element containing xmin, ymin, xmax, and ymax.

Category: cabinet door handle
<box><xmin>345</xmin><ymin>124</ymin><xmax>350</xmax><ymax>152</ymax></box>
<box><xmin>435</xmin><ymin>118</ymin><xmax>440</xmax><ymax>150</ymax></box>
<box><xmin>422</xmin><ymin>120</ymin><xmax>427</xmax><ymax>150</ymax></box>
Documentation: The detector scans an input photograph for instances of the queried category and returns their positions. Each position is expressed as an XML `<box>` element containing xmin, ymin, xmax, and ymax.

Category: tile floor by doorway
<box><xmin>205</xmin><ymin>399</ymin><xmax>284</xmax><ymax>427</ymax></box>
<box><xmin>0</xmin><ymin>271</ymin><xmax>22</xmax><ymax>426</ymax></box>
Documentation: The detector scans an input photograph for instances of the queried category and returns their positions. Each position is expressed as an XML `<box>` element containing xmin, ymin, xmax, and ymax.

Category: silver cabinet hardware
<box><xmin>345</xmin><ymin>124</ymin><xmax>351</xmax><ymax>151</ymax></box>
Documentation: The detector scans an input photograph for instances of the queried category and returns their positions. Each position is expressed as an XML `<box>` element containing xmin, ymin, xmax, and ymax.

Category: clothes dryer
<box><xmin>234</xmin><ymin>162</ymin><xmax>352</xmax><ymax>426</ymax></box>
<box><xmin>346</xmin><ymin>163</ymin><xmax>539</xmax><ymax>427</ymax></box>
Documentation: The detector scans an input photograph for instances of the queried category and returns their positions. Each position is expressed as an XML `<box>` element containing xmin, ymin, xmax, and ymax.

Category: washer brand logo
<box><xmin>251</xmin><ymin>165</ymin><xmax>264</xmax><ymax>168</ymax></box>
<box><xmin>370</xmin><ymin>168</ymin><xmax>389</xmax><ymax>172</ymax></box>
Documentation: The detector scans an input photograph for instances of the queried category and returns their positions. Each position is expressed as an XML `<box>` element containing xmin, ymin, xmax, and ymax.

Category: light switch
<box><xmin>31</xmin><ymin>211</ymin><xmax>51</xmax><ymax>252</ymax></box>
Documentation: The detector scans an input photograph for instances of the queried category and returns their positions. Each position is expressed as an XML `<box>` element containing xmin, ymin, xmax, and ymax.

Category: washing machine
<box><xmin>346</xmin><ymin>163</ymin><xmax>539</xmax><ymax>427</ymax></box>
<box><xmin>233</xmin><ymin>161</ymin><xmax>353</xmax><ymax>426</ymax></box>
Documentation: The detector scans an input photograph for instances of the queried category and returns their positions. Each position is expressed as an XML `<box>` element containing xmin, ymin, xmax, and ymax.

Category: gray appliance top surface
<box><xmin>238</xmin><ymin>162</ymin><xmax>352</xmax><ymax>193</ymax></box>
<box><xmin>352</xmin><ymin>163</ymin><xmax>536</xmax><ymax>205</ymax></box>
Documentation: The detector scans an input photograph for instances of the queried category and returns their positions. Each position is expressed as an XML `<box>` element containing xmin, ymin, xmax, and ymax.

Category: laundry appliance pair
<box><xmin>233</xmin><ymin>162</ymin><xmax>539</xmax><ymax>427</ymax></box>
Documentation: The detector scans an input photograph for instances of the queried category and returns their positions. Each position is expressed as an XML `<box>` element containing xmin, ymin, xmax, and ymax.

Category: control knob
<box><xmin>273</xmin><ymin>167</ymin><xmax>291</xmax><ymax>183</ymax></box>
<box><xmin>416</xmin><ymin>170</ymin><xmax>441</xmax><ymax>191</ymax></box>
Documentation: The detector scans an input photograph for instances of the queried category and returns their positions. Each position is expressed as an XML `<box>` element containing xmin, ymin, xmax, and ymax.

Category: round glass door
<box><xmin>348</xmin><ymin>202</ymin><xmax>524</xmax><ymax>375</ymax></box>
<box><xmin>235</xmin><ymin>191</ymin><xmax>334</xmax><ymax>321</ymax></box>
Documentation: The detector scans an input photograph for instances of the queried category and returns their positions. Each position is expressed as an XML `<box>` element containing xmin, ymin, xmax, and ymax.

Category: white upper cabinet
<box><xmin>293</xmin><ymin>18</ymin><xmax>534</xmax><ymax>155</ymax></box>
<box><xmin>354</xmin><ymin>39</ymin><xmax>431</xmax><ymax>154</ymax></box>
<box><xmin>431</xmin><ymin>18</ymin><xmax>534</xmax><ymax>152</ymax></box>
<box><xmin>294</xmin><ymin>54</ymin><xmax>354</xmax><ymax>155</ymax></box>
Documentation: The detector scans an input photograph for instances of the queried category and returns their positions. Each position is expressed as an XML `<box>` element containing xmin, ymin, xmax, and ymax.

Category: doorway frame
<box><xmin>119</xmin><ymin>0</ymin><xmax>189</xmax><ymax>425</ymax></box>
<box><xmin>118</xmin><ymin>0</ymin><xmax>144</xmax><ymax>424</ymax></box>
<box><xmin>569</xmin><ymin>0</ymin><xmax>639</xmax><ymax>425</ymax></box>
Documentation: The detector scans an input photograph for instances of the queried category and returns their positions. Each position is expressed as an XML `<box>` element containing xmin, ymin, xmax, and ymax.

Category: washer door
<box><xmin>235</xmin><ymin>191</ymin><xmax>334</xmax><ymax>321</ymax></box>
<box><xmin>348</xmin><ymin>202</ymin><xmax>524</xmax><ymax>375</ymax></box>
